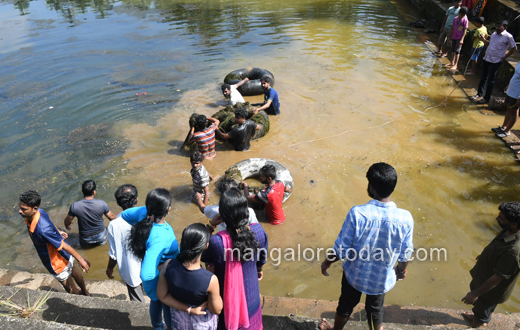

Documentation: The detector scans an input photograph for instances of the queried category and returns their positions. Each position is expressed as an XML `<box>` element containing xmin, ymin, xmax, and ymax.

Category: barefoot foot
<box><xmin>461</xmin><ymin>312</ymin><xmax>486</xmax><ymax>328</ymax></box>
<box><xmin>318</xmin><ymin>318</ymin><xmax>334</xmax><ymax>330</ymax></box>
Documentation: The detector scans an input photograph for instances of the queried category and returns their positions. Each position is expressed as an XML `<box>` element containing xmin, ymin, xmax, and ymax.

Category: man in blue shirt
<box><xmin>252</xmin><ymin>76</ymin><xmax>280</xmax><ymax>115</ymax></box>
<box><xmin>320</xmin><ymin>163</ymin><xmax>414</xmax><ymax>330</ymax></box>
<box><xmin>20</xmin><ymin>190</ymin><xmax>91</xmax><ymax>295</ymax></box>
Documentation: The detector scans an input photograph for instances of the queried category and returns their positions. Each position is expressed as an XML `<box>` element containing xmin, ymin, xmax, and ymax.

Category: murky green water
<box><xmin>2</xmin><ymin>0</ymin><xmax>520</xmax><ymax>314</ymax></box>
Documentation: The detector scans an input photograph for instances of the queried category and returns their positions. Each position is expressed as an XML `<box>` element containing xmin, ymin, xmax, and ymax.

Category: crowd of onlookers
<box><xmin>435</xmin><ymin>0</ymin><xmax>520</xmax><ymax>144</ymax></box>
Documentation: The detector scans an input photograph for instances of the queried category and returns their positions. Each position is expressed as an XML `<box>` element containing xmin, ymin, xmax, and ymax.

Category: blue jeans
<box><xmin>79</xmin><ymin>228</ymin><xmax>108</xmax><ymax>248</ymax></box>
<box><xmin>150</xmin><ymin>299</ymin><xmax>171</xmax><ymax>330</ymax></box>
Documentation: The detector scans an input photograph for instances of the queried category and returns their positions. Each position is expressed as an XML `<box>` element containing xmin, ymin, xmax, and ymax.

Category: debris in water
<box><xmin>136</xmin><ymin>92</ymin><xmax>147</xmax><ymax>97</ymax></box>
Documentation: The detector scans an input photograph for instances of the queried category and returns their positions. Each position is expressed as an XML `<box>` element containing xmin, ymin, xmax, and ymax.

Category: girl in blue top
<box><xmin>126</xmin><ymin>188</ymin><xmax>179</xmax><ymax>330</ymax></box>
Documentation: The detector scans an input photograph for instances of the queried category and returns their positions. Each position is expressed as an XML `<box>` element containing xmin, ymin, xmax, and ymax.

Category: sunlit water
<box><xmin>1</xmin><ymin>0</ymin><xmax>520</xmax><ymax>313</ymax></box>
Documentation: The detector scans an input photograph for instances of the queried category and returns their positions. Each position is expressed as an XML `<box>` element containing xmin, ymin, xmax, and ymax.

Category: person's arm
<box><xmin>395</xmin><ymin>261</ymin><xmax>409</xmax><ymax>281</ymax></box>
<box><xmin>440</xmin><ymin>14</ymin><xmax>448</xmax><ymax>33</ymax></box>
<box><xmin>321</xmin><ymin>254</ymin><xmax>339</xmax><ymax>276</ymax></box>
<box><xmin>254</xmin><ymin>99</ymin><xmax>272</xmax><ymax>115</ymax></box>
<box><xmin>157</xmin><ymin>260</ymin><xmax>209</xmax><ymax>315</ymax></box>
<box><xmin>234</xmin><ymin>77</ymin><xmax>249</xmax><ymax>88</ymax></box>
<box><xmin>105</xmin><ymin>211</ymin><xmax>116</xmax><ymax>221</ymax></box>
<box><xmin>207</xmin><ymin>117</ymin><xmax>220</xmax><ymax>128</ymax></box>
<box><xmin>208</xmin><ymin>171</ymin><xmax>214</xmax><ymax>181</ymax></box>
<box><xmin>215</xmin><ymin>128</ymin><xmax>231</xmax><ymax>140</ymax></box>
<box><xmin>284</xmin><ymin>183</ymin><xmax>292</xmax><ymax>193</ymax></box>
<box><xmin>207</xmin><ymin>275</ymin><xmax>223</xmax><ymax>314</ymax></box>
<box><xmin>64</xmin><ymin>215</ymin><xmax>75</xmax><ymax>231</ymax></box>
<box><xmin>62</xmin><ymin>242</ymin><xmax>90</xmax><ymax>272</ymax></box>
<box><xmin>106</xmin><ymin>257</ymin><xmax>117</xmax><ymax>279</ymax></box>
<box><xmin>478</xmin><ymin>33</ymin><xmax>490</xmax><ymax>47</ymax></box>
<box><xmin>462</xmin><ymin>274</ymin><xmax>503</xmax><ymax>304</ymax></box>
<box><xmin>188</xmin><ymin>126</ymin><xmax>196</xmax><ymax>144</ymax></box>
<box><xmin>203</xmin><ymin>186</ymin><xmax>210</xmax><ymax>206</ymax></box>
<box><xmin>502</xmin><ymin>46</ymin><xmax>517</xmax><ymax>62</ymax></box>
<box><xmin>121</xmin><ymin>206</ymin><xmax>148</xmax><ymax>225</ymax></box>
<box><xmin>241</xmin><ymin>181</ymin><xmax>258</xmax><ymax>203</ymax></box>
<box><xmin>59</xmin><ymin>230</ymin><xmax>68</xmax><ymax>239</ymax></box>
<box><xmin>255</xmin><ymin>124</ymin><xmax>261</xmax><ymax>131</ymax></box>
<box><xmin>459</xmin><ymin>27</ymin><xmax>467</xmax><ymax>45</ymax></box>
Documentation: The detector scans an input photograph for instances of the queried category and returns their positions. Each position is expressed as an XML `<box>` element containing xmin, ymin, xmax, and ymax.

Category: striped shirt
<box><xmin>193</xmin><ymin>123</ymin><xmax>217</xmax><ymax>159</ymax></box>
<box><xmin>191</xmin><ymin>164</ymin><xmax>210</xmax><ymax>194</ymax></box>
<box><xmin>333</xmin><ymin>199</ymin><xmax>414</xmax><ymax>295</ymax></box>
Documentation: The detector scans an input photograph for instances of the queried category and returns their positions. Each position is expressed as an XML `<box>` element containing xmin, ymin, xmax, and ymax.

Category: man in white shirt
<box><xmin>473</xmin><ymin>20</ymin><xmax>517</xmax><ymax>104</ymax></box>
<box><xmin>221</xmin><ymin>77</ymin><xmax>249</xmax><ymax>106</ymax></box>
<box><xmin>106</xmin><ymin>184</ymin><xmax>144</xmax><ymax>302</ymax></box>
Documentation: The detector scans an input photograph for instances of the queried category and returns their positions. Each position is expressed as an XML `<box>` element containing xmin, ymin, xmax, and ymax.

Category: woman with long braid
<box><xmin>126</xmin><ymin>188</ymin><xmax>179</xmax><ymax>330</ymax></box>
<box><xmin>201</xmin><ymin>188</ymin><xmax>268</xmax><ymax>330</ymax></box>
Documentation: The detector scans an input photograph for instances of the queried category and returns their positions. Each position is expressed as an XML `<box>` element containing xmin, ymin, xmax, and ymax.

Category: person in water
<box><xmin>221</xmin><ymin>77</ymin><xmax>249</xmax><ymax>106</ymax></box>
<box><xmin>216</xmin><ymin>108</ymin><xmax>261</xmax><ymax>151</ymax></box>
<box><xmin>190</xmin><ymin>151</ymin><xmax>214</xmax><ymax>213</ymax></box>
<box><xmin>252</xmin><ymin>76</ymin><xmax>280</xmax><ymax>115</ymax></box>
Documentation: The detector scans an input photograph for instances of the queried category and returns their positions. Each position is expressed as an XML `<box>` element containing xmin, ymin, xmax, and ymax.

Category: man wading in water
<box><xmin>319</xmin><ymin>163</ymin><xmax>414</xmax><ymax>330</ymax></box>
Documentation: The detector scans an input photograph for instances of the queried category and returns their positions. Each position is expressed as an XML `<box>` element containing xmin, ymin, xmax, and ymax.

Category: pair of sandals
<box><xmin>471</xmin><ymin>94</ymin><xmax>487</xmax><ymax>104</ymax></box>
<box><xmin>434</xmin><ymin>50</ymin><xmax>447</xmax><ymax>58</ymax></box>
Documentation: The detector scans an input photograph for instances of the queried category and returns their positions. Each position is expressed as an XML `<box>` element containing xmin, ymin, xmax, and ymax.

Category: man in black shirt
<box><xmin>216</xmin><ymin>108</ymin><xmax>261</xmax><ymax>151</ymax></box>
<box><xmin>461</xmin><ymin>202</ymin><xmax>520</xmax><ymax>328</ymax></box>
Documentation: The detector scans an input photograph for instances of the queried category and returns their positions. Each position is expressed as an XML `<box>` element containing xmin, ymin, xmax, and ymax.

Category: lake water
<box><xmin>2</xmin><ymin>0</ymin><xmax>520</xmax><ymax>313</ymax></box>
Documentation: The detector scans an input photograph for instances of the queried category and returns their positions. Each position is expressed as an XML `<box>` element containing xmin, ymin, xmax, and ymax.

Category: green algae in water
<box><xmin>180</xmin><ymin>102</ymin><xmax>270</xmax><ymax>152</ymax></box>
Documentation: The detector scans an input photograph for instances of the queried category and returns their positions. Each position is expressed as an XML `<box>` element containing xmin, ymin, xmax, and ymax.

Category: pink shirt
<box><xmin>483</xmin><ymin>31</ymin><xmax>517</xmax><ymax>64</ymax></box>
<box><xmin>451</xmin><ymin>16</ymin><xmax>468</xmax><ymax>40</ymax></box>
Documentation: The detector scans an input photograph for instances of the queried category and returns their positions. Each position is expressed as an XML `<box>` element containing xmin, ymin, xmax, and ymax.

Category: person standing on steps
<box><xmin>435</xmin><ymin>0</ymin><xmax>462</xmax><ymax>58</ymax></box>
<box><xmin>319</xmin><ymin>163</ymin><xmax>414</xmax><ymax>330</ymax></box>
<box><xmin>461</xmin><ymin>202</ymin><xmax>520</xmax><ymax>328</ymax></box>
<box><xmin>20</xmin><ymin>190</ymin><xmax>91</xmax><ymax>296</ymax></box>
<box><xmin>472</xmin><ymin>20</ymin><xmax>516</xmax><ymax>104</ymax></box>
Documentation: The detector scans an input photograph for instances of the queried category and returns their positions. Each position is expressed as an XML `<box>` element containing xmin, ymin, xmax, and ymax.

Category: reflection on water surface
<box><xmin>1</xmin><ymin>0</ymin><xmax>520</xmax><ymax>313</ymax></box>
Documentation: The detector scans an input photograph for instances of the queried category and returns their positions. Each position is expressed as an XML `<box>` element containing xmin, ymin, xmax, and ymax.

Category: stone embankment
<box><xmin>0</xmin><ymin>268</ymin><xmax>519</xmax><ymax>329</ymax></box>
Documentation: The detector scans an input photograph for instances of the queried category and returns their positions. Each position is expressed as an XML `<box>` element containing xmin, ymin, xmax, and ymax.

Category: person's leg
<box><xmin>365</xmin><ymin>293</ymin><xmax>386</xmax><ymax>330</ymax></box>
<box><xmin>59</xmin><ymin>276</ymin><xmax>79</xmax><ymax>294</ymax></box>
<box><xmin>437</xmin><ymin>29</ymin><xmax>447</xmax><ymax>53</ymax></box>
<box><xmin>127</xmin><ymin>283</ymin><xmax>145</xmax><ymax>302</ymax></box>
<box><xmin>319</xmin><ymin>273</ymin><xmax>362</xmax><ymax>330</ymax></box>
<box><xmin>483</xmin><ymin>62</ymin><xmax>502</xmax><ymax>102</ymax></box>
<box><xmin>502</xmin><ymin>96</ymin><xmax>519</xmax><ymax>134</ymax></box>
<box><xmin>195</xmin><ymin>191</ymin><xmax>205</xmax><ymax>213</ymax></box>
<box><xmin>149</xmin><ymin>299</ymin><xmax>166</xmax><ymax>330</ymax></box>
<box><xmin>70</xmin><ymin>265</ymin><xmax>90</xmax><ymax>296</ymax></box>
<box><xmin>477</xmin><ymin>60</ymin><xmax>491</xmax><ymax>97</ymax></box>
<box><xmin>462</xmin><ymin>298</ymin><xmax>496</xmax><ymax>328</ymax></box>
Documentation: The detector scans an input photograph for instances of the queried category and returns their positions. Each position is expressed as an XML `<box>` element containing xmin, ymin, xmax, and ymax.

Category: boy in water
<box><xmin>467</xmin><ymin>17</ymin><xmax>487</xmax><ymax>75</ymax></box>
<box><xmin>188</xmin><ymin>115</ymin><xmax>220</xmax><ymax>160</ymax></box>
<box><xmin>221</xmin><ymin>77</ymin><xmax>250</xmax><ymax>106</ymax></box>
<box><xmin>252</xmin><ymin>76</ymin><xmax>281</xmax><ymax>115</ymax></box>
<box><xmin>190</xmin><ymin>151</ymin><xmax>214</xmax><ymax>213</ymax></box>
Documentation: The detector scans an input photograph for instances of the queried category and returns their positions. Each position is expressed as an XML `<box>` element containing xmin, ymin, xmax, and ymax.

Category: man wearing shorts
<box><xmin>468</xmin><ymin>17</ymin><xmax>487</xmax><ymax>75</ymax></box>
<box><xmin>319</xmin><ymin>163</ymin><xmax>414</xmax><ymax>330</ymax></box>
<box><xmin>435</xmin><ymin>0</ymin><xmax>462</xmax><ymax>58</ymax></box>
<box><xmin>64</xmin><ymin>180</ymin><xmax>116</xmax><ymax>248</ymax></box>
<box><xmin>446</xmin><ymin>6</ymin><xmax>468</xmax><ymax>71</ymax></box>
<box><xmin>20</xmin><ymin>190</ymin><xmax>90</xmax><ymax>295</ymax></box>
<box><xmin>491</xmin><ymin>63</ymin><xmax>520</xmax><ymax>139</ymax></box>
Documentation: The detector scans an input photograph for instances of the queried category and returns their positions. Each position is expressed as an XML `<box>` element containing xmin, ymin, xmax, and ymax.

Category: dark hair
<box><xmin>500</xmin><ymin>20</ymin><xmax>508</xmax><ymax>28</ymax></box>
<box><xmin>260</xmin><ymin>76</ymin><xmax>272</xmax><ymax>85</ymax></box>
<box><xmin>82</xmin><ymin>180</ymin><xmax>96</xmax><ymax>197</ymax></box>
<box><xmin>221</xmin><ymin>83</ymin><xmax>231</xmax><ymax>92</ymax></box>
<box><xmin>195</xmin><ymin>115</ymin><xmax>207</xmax><ymax>131</ymax></box>
<box><xmin>219</xmin><ymin>188</ymin><xmax>258</xmax><ymax>261</ymax></box>
<box><xmin>234</xmin><ymin>108</ymin><xmax>248</xmax><ymax>119</ymax></box>
<box><xmin>366</xmin><ymin>163</ymin><xmax>397</xmax><ymax>198</ymax></box>
<box><xmin>476</xmin><ymin>17</ymin><xmax>485</xmax><ymax>24</ymax></box>
<box><xmin>190</xmin><ymin>151</ymin><xmax>204</xmax><ymax>163</ymax></box>
<box><xmin>217</xmin><ymin>178</ymin><xmax>238</xmax><ymax>194</ymax></box>
<box><xmin>114</xmin><ymin>184</ymin><xmax>138</xmax><ymax>210</ymax></box>
<box><xmin>177</xmin><ymin>223</ymin><xmax>210</xmax><ymax>263</ymax></box>
<box><xmin>499</xmin><ymin>202</ymin><xmax>520</xmax><ymax>224</ymax></box>
<box><xmin>459</xmin><ymin>6</ymin><xmax>468</xmax><ymax>14</ymax></box>
<box><xmin>129</xmin><ymin>188</ymin><xmax>172</xmax><ymax>261</ymax></box>
<box><xmin>20</xmin><ymin>190</ymin><xmax>41</xmax><ymax>208</ymax></box>
<box><xmin>260</xmin><ymin>164</ymin><xmax>277</xmax><ymax>180</ymax></box>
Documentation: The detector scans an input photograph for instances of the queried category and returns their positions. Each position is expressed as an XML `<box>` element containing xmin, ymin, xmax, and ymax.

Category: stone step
<box><xmin>1</xmin><ymin>268</ymin><xmax>519</xmax><ymax>329</ymax></box>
